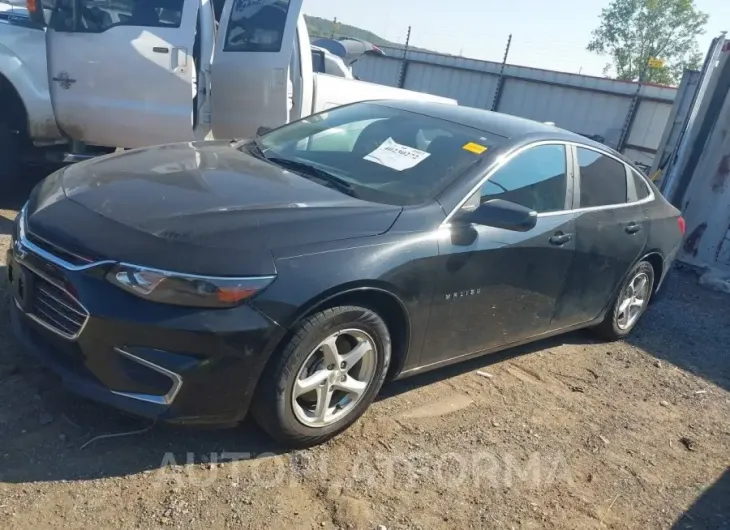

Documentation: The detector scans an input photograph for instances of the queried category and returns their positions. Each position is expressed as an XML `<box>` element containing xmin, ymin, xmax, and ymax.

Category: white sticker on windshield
<box><xmin>363</xmin><ymin>138</ymin><xmax>431</xmax><ymax>171</ymax></box>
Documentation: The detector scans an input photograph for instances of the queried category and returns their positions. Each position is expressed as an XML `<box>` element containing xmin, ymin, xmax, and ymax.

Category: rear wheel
<box><xmin>0</xmin><ymin>122</ymin><xmax>21</xmax><ymax>190</ymax></box>
<box><xmin>594</xmin><ymin>261</ymin><xmax>654</xmax><ymax>341</ymax></box>
<box><xmin>251</xmin><ymin>305</ymin><xmax>391</xmax><ymax>447</ymax></box>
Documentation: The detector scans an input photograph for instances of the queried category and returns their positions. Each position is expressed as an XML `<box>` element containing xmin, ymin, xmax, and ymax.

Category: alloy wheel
<box><xmin>616</xmin><ymin>271</ymin><xmax>650</xmax><ymax>330</ymax></box>
<box><xmin>291</xmin><ymin>329</ymin><xmax>378</xmax><ymax>428</ymax></box>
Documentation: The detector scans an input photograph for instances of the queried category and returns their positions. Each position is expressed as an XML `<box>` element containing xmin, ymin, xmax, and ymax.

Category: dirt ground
<box><xmin>0</xmin><ymin>180</ymin><xmax>729</xmax><ymax>530</ymax></box>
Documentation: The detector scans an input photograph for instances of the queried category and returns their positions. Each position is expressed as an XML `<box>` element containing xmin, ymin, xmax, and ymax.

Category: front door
<box><xmin>211</xmin><ymin>0</ymin><xmax>306</xmax><ymax>140</ymax></box>
<box><xmin>44</xmin><ymin>0</ymin><xmax>199</xmax><ymax>148</ymax></box>
<box><xmin>551</xmin><ymin>145</ymin><xmax>648</xmax><ymax>327</ymax></box>
<box><xmin>421</xmin><ymin>143</ymin><xmax>577</xmax><ymax>366</ymax></box>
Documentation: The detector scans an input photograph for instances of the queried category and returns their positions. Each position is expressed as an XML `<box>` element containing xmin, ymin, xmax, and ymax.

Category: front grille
<box><xmin>29</xmin><ymin>276</ymin><xmax>89</xmax><ymax>338</ymax></box>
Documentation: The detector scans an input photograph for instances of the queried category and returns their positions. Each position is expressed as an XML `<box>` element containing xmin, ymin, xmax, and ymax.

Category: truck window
<box><xmin>311</xmin><ymin>50</ymin><xmax>326</xmax><ymax>73</ymax></box>
<box><xmin>50</xmin><ymin>0</ymin><xmax>184</xmax><ymax>32</ymax></box>
<box><xmin>224</xmin><ymin>0</ymin><xmax>291</xmax><ymax>52</ymax></box>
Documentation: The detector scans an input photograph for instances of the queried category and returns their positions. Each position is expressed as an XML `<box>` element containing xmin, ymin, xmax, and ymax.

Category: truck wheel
<box><xmin>0</xmin><ymin>123</ymin><xmax>21</xmax><ymax>189</ymax></box>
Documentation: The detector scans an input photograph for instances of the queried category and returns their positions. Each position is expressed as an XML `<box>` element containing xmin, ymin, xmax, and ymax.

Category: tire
<box><xmin>0</xmin><ymin>122</ymin><xmax>21</xmax><ymax>190</ymax></box>
<box><xmin>650</xmin><ymin>268</ymin><xmax>672</xmax><ymax>305</ymax></box>
<box><xmin>594</xmin><ymin>260</ymin><xmax>655</xmax><ymax>341</ymax></box>
<box><xmin>251</xmin><ymin>305</ymin><xmax>391</xmax><ymax>448</ymax></box>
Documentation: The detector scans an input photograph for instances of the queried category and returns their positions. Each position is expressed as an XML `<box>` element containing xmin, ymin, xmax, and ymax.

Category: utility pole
<box><xmin>330</xmin><ymin>17</ymin><xmax>338</xmax><ymax>38</ymax></box>
<box><xmin>398</xmin><ymin>25</ymin><xmax>412</xmax><ymax>89</ymax></box>
<box><xmin>491</xmin><ymin>34</ymin><xmax>512</xmax><ymax>112</ymax></box>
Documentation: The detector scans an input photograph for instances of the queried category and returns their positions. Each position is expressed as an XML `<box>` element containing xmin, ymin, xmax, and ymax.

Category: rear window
<box><xmin>576</xmin><ymin>147</ymin><xmax>628</xmax><ymax>208</ymax></box>
<box><xmin>224</xmin><ymin>0</ymin><xmax>291</xmax><ymax>52</ymax></box>
<box><xmin>253</xmin><ymin>103</ymin><xmax>506</xmax><ymax>206</ymax></box>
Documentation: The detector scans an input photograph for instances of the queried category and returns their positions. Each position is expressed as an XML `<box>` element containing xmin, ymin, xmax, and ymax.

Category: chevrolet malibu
<box><xmin>7</xmin><ymin>100</ymin><xmax>685</xmax><ymax>447</ymax></box>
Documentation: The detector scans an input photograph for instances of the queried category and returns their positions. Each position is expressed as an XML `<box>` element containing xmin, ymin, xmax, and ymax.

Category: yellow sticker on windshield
<box><xmin>463</xmin><ymin>142</ymin><xmax>487</xmax><ymax>154</ymax></box>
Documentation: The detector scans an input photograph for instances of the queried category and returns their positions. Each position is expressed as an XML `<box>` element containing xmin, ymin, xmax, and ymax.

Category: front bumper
<box><xmin>7</xmin><ymin>235</ymin><xmax>284</xmax><ymax>426</ymax></box>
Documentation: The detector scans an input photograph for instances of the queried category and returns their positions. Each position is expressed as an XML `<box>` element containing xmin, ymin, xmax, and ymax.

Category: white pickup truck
<box><xmin>0</xmin><ymin>1</ymin><xmax>68</xmax><ymax>183</ymax></box>
<box><xmin>0</xmin><ymin>0</ymin><xmax>455</xmax><ymax>186</ymax></box>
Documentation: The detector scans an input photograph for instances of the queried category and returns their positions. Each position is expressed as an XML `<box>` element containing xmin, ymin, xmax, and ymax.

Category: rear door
<box><xmin>45</xmin><ymin>0</ymin><xmax>197</xmax><ymax>148</ymax></box>
<box><xmin>211</xmin><ymin>0</ymin><xmax>304</xmax><ymax>140</ymax></box>
<box><xmin>550</xmin><ymin>145</ymin><xmax>649</xmax><ymax>328</ymax></box>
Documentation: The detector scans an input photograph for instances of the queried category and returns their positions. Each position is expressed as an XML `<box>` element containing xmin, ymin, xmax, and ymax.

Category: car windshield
<box><xmin>251</xmin><ymin>103</ymin><xmax>506</xmax><ymax>206</ymax></box>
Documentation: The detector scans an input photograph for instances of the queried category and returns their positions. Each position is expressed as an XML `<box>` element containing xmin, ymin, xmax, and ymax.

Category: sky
<box><xmin>304</xmin><ymin>0</ymin><xmax>730</xmax><ymax>77</ymax></box>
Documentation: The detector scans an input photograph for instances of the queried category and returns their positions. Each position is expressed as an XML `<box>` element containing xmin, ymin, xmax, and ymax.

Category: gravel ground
<box><xmin>0</xmin><ymin>179</ymin><xmax>729</xmax><ymax>529</ymax></box>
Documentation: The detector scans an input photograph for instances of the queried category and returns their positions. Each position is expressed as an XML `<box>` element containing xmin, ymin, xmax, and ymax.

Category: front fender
<box><xmin>0</xmin><ymin>23</ymin><xmax>62</xmax><ymax>142</ymax></box>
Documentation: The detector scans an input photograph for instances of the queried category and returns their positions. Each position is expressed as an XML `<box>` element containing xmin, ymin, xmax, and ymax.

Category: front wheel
<box><xmin>251</xmin><ymin>306</ymin><xmax>391</xmax><ymax>447</ymax></box>
<box><xmin>594</xmin><ymin>261</ymin><xmax>655</xmax><ymax>341</ymax></box>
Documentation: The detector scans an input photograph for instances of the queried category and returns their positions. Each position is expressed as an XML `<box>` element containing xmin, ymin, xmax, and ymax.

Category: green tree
<box><xmin>587</xmin><ymin>0</ymin><xmax>709</xmax><ymax>86</ymax></box>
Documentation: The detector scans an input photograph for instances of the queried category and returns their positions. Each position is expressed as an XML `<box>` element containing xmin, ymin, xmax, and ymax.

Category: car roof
<box><xmin>371</xmin><ymin>99</ymin><xmax>622</xmax><ymax>156</ymax></box>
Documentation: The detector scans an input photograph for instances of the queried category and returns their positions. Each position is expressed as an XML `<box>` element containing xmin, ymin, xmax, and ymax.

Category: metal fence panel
<box><xmin>352</xmin><ymin>54</ymin><xmax>402</xmax><ymax>87</ymax></box>
<box><xmin>402</xmin><ymin>62</ymin><xmax>499</xmax><ymax>109</ymax></box>
<box><xmin>497</xmin><ymin>78</ymin><xmax>632</xmax><ymax>147</ymax></box>
<box><xmin>627</xmin><ymin>100</ymin><xmax>673</xmax><ymax>151</ymax></box>
<box><xmin>352</xmin><ymin>48</ymin><xmax>680</xmax><ymax>169</ymax></box>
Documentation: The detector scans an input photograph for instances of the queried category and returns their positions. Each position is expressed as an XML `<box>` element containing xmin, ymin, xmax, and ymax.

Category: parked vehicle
<box><xmin>24</xmin><ymin>1</ymin><xmax>453</xmax><ymax>151</ymax></box>
<box><xmin>0</xmin><ymin>1</ymin><xmax>68</xmax><ymax>185</ymax></box>
<box><xmin>7</xmin><ymin>100</ymin><xmax>684</xmax><ymax>446</ymax></box>
<box><xmin>2</xmin><ymin>0</ymin><xmax>451</xmax><ymax>187</ymax></box>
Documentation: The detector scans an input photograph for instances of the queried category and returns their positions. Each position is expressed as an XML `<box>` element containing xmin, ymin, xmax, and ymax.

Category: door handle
<box><xmin>549</xmin><ymin>232</ymin><xmax>572</xmax><ymax>246</ymax></box>
<box><xmin>152</xmin><ymin>46</ymin><xmax>169</xmax><ymax>54</ymax></box>
<box><xmin>625</xmin><ymin>222</ymin><xmax>642</xmax><ymax>234</ymax></box>
<box><xmin>172</xmin><ymin>47</ymin><xmax>188</xmax><ymax>69</ymax></box>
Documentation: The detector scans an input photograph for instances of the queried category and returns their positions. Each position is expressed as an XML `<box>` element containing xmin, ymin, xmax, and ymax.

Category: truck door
<box><xmin>211</xmin><ymin>0</ymin><xmax>305</xmax><ymax>139</ymax></box>
<box><xmin>44</xmin><ymin>0</ymin><xmax>199</xmax><ymax>149</ymax></box>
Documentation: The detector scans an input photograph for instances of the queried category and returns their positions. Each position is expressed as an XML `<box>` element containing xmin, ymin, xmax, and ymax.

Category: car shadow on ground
<box><xmin>625</xmin><ymin>270</ymin><xmax>730</xmax><ymax>394</ymax></box>
<box><xmin>0</xmin><ymin>165</ymin><xmax>50</xmax><ymax>211</ymax></box>
<box><xmin>0</xmin><ymin>215</ymin><xmax>13</xmax><ymax>236</ymax></box>
<box><xmin>672</xmin><ymin>467</ymin><xmax>730</xmax><ymax>529</ymax></box>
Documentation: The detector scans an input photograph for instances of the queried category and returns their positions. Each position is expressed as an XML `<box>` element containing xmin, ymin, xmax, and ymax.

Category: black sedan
<box><xmin>7</xmin><ymin>100</ymin><xmax>684</xmax><ymax>447</ymax></box>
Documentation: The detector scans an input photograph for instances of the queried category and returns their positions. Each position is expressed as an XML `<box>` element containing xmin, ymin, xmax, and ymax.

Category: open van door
<box><xmin>43</xmin><ymin>0</ymin><xmax>199</xmax><ymax>148</ymax></box>
<box><xmin>211</xmin><ymin>0</ymin><xmax>304</xmax><ymax>139</ymax></box>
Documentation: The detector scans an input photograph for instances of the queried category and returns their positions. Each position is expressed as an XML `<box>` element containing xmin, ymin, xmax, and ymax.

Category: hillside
<box><xmin>305</xmin><ymin>15</ymin><xmax>435</xmax><ymax>54</ymax></box>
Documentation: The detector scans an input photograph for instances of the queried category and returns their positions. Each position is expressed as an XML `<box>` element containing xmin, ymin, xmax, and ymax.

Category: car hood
<box><xmin>25</xmin><ymin>142</ymin><xmax>402</xmax><ymax>276</ymax></box>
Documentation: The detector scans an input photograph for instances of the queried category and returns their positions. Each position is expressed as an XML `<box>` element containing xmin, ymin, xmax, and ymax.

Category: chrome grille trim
<box><xmin>111</xmin><ymin>348</ymin><xmax>183</xmax><ymax>405</ymax></box>
<box><xmin>28</xmin><ymin>276</ymin><xmax>89</xmax><ymax>340</ymax></box>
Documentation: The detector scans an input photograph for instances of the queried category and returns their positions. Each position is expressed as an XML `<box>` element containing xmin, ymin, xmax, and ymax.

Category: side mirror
<box><xmin>256</xmin><ymin>126</ymin><xmax>273</xmax><ymax>137</ymax></box>
<box><xmin>26</xmin><ymin>0</ymin><xmax>48</xmax><ymax>27</ymax></box>
<box><xmin>459</xmin><ymin>199</ymin><xmax>537</xmax><ymax>232</ymax></box>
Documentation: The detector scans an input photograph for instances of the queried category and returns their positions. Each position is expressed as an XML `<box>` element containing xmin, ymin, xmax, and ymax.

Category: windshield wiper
<box><xmin>236</xmin><ymin>137</ymin><xmax>266</xmax><ymax>159</ymax></box>
<box><xmin>266</xmin><ymin>157</ymin><xmax>355</xmax><ymax>195</ymax></box>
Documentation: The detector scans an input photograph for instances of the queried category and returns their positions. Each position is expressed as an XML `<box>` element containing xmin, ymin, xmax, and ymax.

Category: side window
<box><xmin>576</xmin><ymin>147</ymin><xmax>628</xmax><ymax>208</ymax></box>
<box><xmin>311</xmin><ymin>50</ymin><xmax>326</xmax><ymax>73</ymax></box>
<box><xmin>633</xmin><ymin>170</ymin><xmax>651</xmax><ymax>200</ymax></box>
<box><xmin>480</xmin><ymin>144</ymin><xmax>568</xmax><ymax>213</ymax></box>
<box><xmin>225</xmin><ymin>0</ymin><xmax>291</xmax><ymax>52</ymax></box>
<box><xmin>51</xmin><ymin>0</ymin><xmax>184</xmax><ymax>32</ymax></box>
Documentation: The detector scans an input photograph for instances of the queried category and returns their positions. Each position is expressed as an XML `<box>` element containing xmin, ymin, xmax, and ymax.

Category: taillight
<box><xmin>677</xmin><ymin>216</ymin><xmax>686</xmax><ymax>236</ymax></box>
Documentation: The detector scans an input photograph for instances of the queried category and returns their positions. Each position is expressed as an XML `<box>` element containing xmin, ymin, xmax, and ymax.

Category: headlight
<box><xmin>106</xmin><ymin>264</ymin><xmax>275</xmax><ymax>308</ymax></box>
